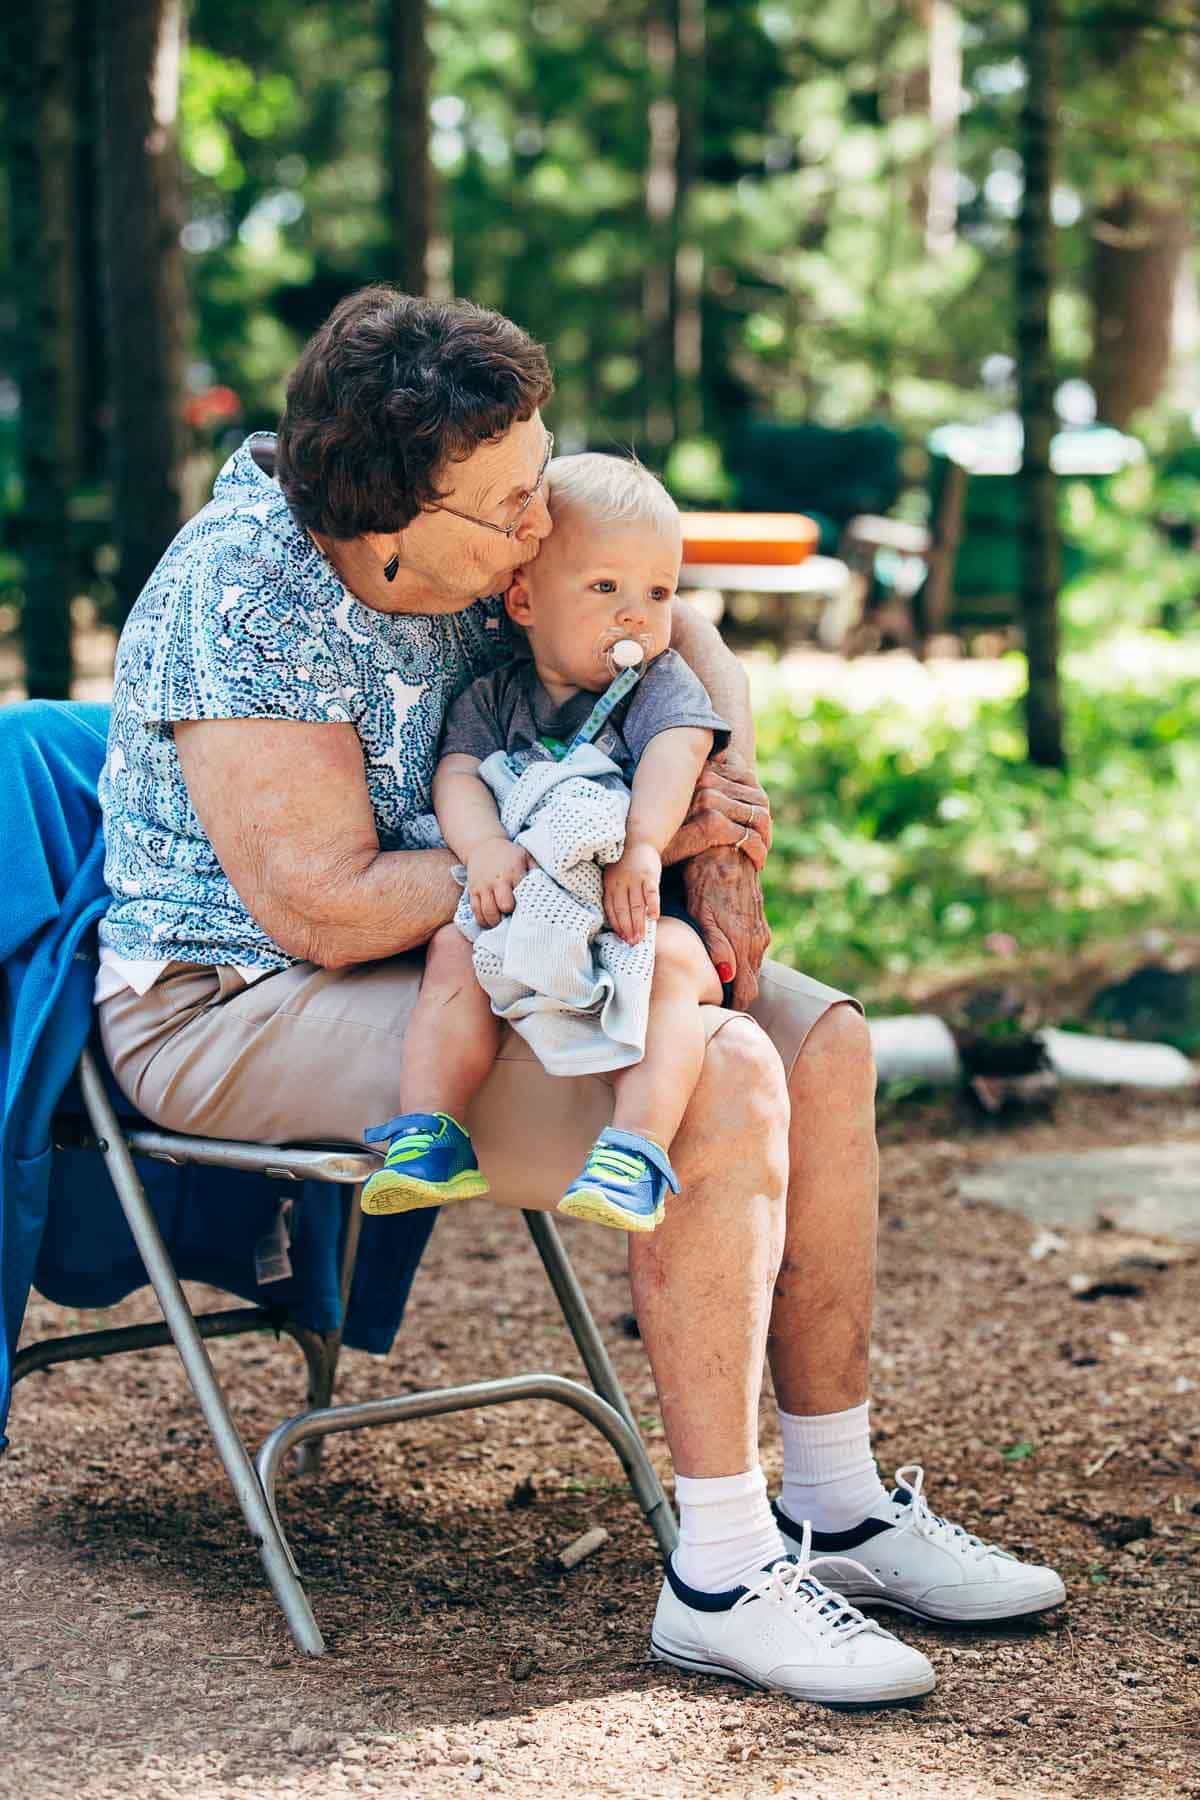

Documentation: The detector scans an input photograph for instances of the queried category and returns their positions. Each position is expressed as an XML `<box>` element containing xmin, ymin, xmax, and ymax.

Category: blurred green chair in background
<box><xmin>730</xmin><ymin>419</ymin><xmax>905</xmax><ymax>557</ymax></box>
<box><xmin>842</xmin><ymin>418</ymin><xmax>1144</xmax><ymax>656</ymax></box>
<box><xmin>718</xmin><ymin>419</ymin><xmax>906</xmax><ymax>646</ymax></box>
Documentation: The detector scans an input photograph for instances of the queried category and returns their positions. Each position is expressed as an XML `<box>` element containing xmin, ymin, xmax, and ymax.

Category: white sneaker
<box><xmin>775</xmin><ymin>1463</ymin><xmax>1066</xmax><ymax>1624</ymax></box>
<box><xmin>651</xmin><ymin>1525</ymin><xmax>936</xmax><ymax>1708</ymax></box>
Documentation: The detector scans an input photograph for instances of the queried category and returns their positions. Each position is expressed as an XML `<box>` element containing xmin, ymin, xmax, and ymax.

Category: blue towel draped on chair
<box><xmin>0</xmin><ymin>701</ymin><xmax>436</xmax><ymax>1451</ymax></box>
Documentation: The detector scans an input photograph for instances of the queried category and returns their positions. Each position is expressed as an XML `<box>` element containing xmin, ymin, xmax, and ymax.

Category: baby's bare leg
<box><xmin>611</xmin><ymin>919</ymin><xmax>723</xmax><ymax>1150</ymax></box>
<box><xmin>399</xmin><ymin>922</ymin><xmax>500</xmax><ymax>1121</ymax></box>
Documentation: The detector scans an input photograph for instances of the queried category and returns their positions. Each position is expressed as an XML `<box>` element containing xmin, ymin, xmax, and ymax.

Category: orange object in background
<box><xmin>679</xmin><ymin>512</ymin><xmax>819</xmax><ymax>566</ymax></box>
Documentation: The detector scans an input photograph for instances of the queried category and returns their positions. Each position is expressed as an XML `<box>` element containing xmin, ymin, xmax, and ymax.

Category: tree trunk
<box><xmin>925</xmin><ymin>0</ymin><xmax>961</xmax><ymax>255</ymax></box>
<box><xmin>643</xmin><ymin>4</ymin><xmax>677</xmax><ymax>449</ymax></box>
<box><xmin>98</xmin><ymin>0</ymin><xmax>187</xmax><ymax>623</ymax></box>
<box><xmin>642</xmin><ymin>0</ymin><xmax>705</xmax><ymax>448</ymax></box>
<box><xmin>387</xmin><ymin>0</ymin><xmax>432</xmax><ymax>296</ymax></box>
<box><xmin>673</xmin><ymin>0</ymin><xmax>704</xmax><ymax>437</ymax></box>
<box><xmin>2</xmin><ymin>0</ymin><xmax>77</xmax><ymax>697</ymax></box>
<box><xmin>892</xmin><ymin>0</ymin><xmax>961</xmax><ymax>255</ymax></box>
<box><xmin>1016</xmin><ymin>0</ymin><xmax>1065</xmax><ymax>770</ymax></box>
<box><xmin>73</xmin><ymin>0</ymin><xmax>108</xmax><ymax>487</ymax></box>
<box><xmin>1089</xmin><ymin>189</ymin><xmax>1192</xmax><ymax>429</ymax></box>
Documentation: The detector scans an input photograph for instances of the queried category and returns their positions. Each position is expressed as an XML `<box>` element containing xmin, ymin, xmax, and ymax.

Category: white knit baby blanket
<box><xmin>451</xmin><ymin>745</ymin><xmax>656</xmax><ymax>1076</ymax></box>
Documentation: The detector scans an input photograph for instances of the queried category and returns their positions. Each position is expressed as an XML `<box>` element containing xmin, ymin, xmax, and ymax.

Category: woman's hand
<box><xmin>682</xmin><ymin>846</ymin><xmax>771</xmax><ymax>1010</ymax></box>
<box><xmin>604</xmin><ymin>842</ymin><xmax>663</xmax><ymax>945</ymax></box>
<box><xmin>663</xmin><ymin>748</ymin><xmax>772</xmax><ymax>871</ymax></box>
<box><xmin>467</xmin><ymin>836</ymin><xmax>533</xmax><ymax>928</ymax></box>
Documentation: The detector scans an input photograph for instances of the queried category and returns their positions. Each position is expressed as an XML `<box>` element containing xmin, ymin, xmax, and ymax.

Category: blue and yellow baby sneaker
<box><xmin>361</xmin><ymin>1111</ymin><xmax>490</xmax><ymax>1215</ymax></box>
<box><xmin>558</xmin><ymin>1128</ymin><xmax>680</xmax><ymax>1233</ymax></box>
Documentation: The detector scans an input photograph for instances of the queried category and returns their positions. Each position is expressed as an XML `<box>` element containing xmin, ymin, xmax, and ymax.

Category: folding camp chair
<box><xmin>12</xmin><ymin>1044</ymin><xmax>678</xmax><ymax>1656</ymax></box>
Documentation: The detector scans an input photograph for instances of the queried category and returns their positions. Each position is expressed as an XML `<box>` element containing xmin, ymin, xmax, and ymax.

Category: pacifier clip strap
<box><xmin>565</xmin><ymin>663</ymin><xmax>644</xmax><ymax>757</ymax></box>
<box><xmin>502</xmin><ymin>660</ymin><xmax>645</xmax><ymax>779</ymax></box>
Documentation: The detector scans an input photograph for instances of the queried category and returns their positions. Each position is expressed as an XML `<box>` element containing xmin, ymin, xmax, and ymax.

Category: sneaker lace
<box><xmin>891</xmin><ymin>1463</ymin><xmax>1007</xmax><ymax>1565</ymax></box>
<box><xmin>583</xmin><ymin>1146</ymin><xmax>647</xmax><ymax>1186</ymax></box>
<box><xmin>733</xmin><ymin>1520</ymin><xmax>884</xmax><ymax>1641</ymax></box>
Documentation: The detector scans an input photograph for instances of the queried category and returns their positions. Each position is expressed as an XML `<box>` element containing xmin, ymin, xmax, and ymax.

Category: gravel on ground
<box><xmin>3</xmin><ymin>1087</ymin><xmax>1198</xmax><ymax>1800</ymax></box>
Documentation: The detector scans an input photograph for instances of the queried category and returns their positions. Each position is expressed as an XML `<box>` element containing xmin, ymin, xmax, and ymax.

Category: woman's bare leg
<box><xmin>628</xmin><ymin>1017</ymin><xmax>790</xmax><ymax>1476</ymax></box>
<box><xmin>767</xmin><ymin>1003</ymin><xmax>878</xmax><ymax>1414</ymax></box>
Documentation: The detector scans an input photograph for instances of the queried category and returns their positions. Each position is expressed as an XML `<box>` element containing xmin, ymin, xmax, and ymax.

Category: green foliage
<box><xmin>182</xmin><ymin>0</ymin><xmax>394</xmax><ymax>421</ymax></box>
<box><xmin>1060</xmin><ymin>456</ymin><xmax>1200</xmax><ymax>647</ymax></box>
<box><xmin>182</xmin><ymin>47</ymin><xmax>301</xmax><ymax>191</ymax></box>
<box><xmin>1064</xmin><ymin>0</ymin><xmax>1200</xmax><ymax>199</ymax></box>
<box><xmin>169</xmin><ymin>0</ymin><xmax>1200</xmax><ymax>452</ymax></box>
<box><xmin>757</xmin><ymin>633</ymin><xmax>1200</xmax><ymax>999</ymax></box>
<box><xmin>4</xmin><ymin>0</ymin><xmax>1199</xmax><ymax>780</ymax></box>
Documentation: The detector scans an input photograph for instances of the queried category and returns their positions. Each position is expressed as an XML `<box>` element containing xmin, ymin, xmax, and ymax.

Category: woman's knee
<box><xmin>701</xmin><ymin>1017</ymin><xmax>791</xmax><ymax>1172</ymax></box>
<box><xmin>791</xmin><ymin>1001</ymin><xmax>875</xmax><ymax>1100</ymax></box>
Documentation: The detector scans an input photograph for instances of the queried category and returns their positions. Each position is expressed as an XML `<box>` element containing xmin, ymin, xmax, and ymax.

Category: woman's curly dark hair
<box><xmin>275</xmin><ymin>286</ymin><xmax>554</xmax><ymax>540</ymax></box>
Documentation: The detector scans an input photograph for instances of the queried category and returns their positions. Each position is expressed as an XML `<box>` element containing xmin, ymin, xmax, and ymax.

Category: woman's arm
<box><xmin>667</xmin><ymin>600</ymin><xmax>774</xmax><ymax>1007</ymax></box>
<box><xmin>666</xmin><ymin>601</ymin><xmax>770</xmax><ymax>863</ymax></box>
<box><xmin>175</xmin><ymin>717</ymin><xmax>460</xmax><ymax>969</ymax></box>
<box><xmin>670</xmin><ymin>599</ymin><xmax>755</xmax><ymax>765</ymax></box>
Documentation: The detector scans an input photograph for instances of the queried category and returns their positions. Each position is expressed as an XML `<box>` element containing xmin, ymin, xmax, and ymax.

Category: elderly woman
<box><xmin>97</xmin><ymin>287</ymin><xmax>1062</xmax><ymax>1708</ymax></box>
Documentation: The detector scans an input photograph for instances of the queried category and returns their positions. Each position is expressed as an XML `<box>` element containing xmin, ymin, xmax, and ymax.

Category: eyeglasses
<box><xmin>430</xmin><ymin>432</ymin><xmax>554</xmax><ymax>538</ymax></box>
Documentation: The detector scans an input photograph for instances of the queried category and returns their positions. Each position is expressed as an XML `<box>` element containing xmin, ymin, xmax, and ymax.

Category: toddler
<box><xmin>360</xmin><ymin>454</ymin><xmax>731</xmax><ymax>1231</ymax></box>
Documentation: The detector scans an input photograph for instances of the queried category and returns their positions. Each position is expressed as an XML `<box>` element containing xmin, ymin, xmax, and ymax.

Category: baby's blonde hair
<box><xmin>545</xmin><ymin>451</ymin><xmax>680</xmax><ymax>538</ymax></box>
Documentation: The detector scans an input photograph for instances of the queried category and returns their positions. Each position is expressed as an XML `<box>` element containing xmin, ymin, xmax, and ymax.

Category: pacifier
<box><xmin>599</xmin><ymin>631</ymin><xmax>651</xmax><ymax>678</ymax></box>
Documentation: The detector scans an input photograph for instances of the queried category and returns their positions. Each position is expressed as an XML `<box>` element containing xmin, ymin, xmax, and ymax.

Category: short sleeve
<box><xmin>140</xmin><ymin>539</ymin><xmax>357</xmax><ymax>727</ymax></box>
<box><xmin>620</xmin><ymin>649</ymin><xmax>730</xmax><ymax>766</ymax></box>
<box><xmin>439</xmin><ymin>673</ymin><xmax>506</xmax><ymax>763</ymax></box>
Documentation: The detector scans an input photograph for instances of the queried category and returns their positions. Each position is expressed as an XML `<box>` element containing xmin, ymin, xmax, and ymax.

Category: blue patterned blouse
<box><xmin>99</xmin><ymin>433</ymin><xmax>515</xmax><ymax>971</ymax></box>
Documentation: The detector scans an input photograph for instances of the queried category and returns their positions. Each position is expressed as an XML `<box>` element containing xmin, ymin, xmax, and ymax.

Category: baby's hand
<box><xmin>467</xmin><ymin>836</ymin><xmax>532</xmax><ymax>928</ymax></box>
<box><xmin>603</xmin><ymin>842</ymin><xmax>662</xmax><ymax>945</ymax></box>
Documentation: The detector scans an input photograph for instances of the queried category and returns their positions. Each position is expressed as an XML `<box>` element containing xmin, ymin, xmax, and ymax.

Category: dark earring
<box><xmin>383</xmin><ymin>552</ymin><xmax>400</xmax><ymax>582</ymax></box>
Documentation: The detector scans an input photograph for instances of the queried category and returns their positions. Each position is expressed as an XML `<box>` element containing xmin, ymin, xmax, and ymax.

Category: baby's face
<box><xmin>507</xmin><ymin>508</ymin><xmax>682</xmax><ymax>692</ymax></box>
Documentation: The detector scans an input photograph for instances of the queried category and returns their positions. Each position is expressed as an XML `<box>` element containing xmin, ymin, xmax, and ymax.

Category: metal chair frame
<box><xmin>12</xmin><ymin>1046</ymin><xmax>678</xmax><ymax>1656</ymax></box>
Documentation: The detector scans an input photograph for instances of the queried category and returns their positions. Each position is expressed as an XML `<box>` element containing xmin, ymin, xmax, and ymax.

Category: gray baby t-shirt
<box><xmin>439</xmin><ymin>648</ymin><xmax>729</xmax><ymax>779</ymax></box>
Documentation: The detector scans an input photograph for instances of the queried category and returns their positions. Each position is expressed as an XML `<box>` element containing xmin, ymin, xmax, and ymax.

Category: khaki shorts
<box><xmin>98</xmin><ymin>955</ymin><xmax>860</xmax><ymax>1213</ymax></box>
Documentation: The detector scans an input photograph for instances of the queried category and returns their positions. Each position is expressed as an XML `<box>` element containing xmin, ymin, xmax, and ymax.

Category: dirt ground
<box><xmin>3</xmin><ymin>1088</ymin><xmax>1198</xmax><ymax>1800</ymax></box>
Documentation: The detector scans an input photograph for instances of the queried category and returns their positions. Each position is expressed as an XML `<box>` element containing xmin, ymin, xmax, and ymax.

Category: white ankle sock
<box><xmin>777</xmin><ymin>1401</ymin><xmax>889</xmax><ymax>1533</ymax></box>
<box><xmin>673</xmin><ymin>1466</ymin><xmax>786</xmax><ymax>1592</ymax></box>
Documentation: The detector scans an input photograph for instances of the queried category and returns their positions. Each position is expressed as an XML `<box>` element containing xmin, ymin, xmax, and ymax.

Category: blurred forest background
<box><xmin>2</xmin><ymin>0</ymin><xmax>1199</xmax><ymax>1015</ymax></box>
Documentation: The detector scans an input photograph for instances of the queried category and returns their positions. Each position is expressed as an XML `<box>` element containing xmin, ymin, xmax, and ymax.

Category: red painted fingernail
<box><xmin>716</xmin><ymin>962</ymin><xmax>734</xmax><ymax>982</ymax></box>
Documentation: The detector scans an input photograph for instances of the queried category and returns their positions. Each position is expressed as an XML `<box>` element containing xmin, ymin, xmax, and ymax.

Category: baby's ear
<box><xmin>505</xmin><ymin>567</ymin><xmax>534</xmax><ymax>625</ymax></box>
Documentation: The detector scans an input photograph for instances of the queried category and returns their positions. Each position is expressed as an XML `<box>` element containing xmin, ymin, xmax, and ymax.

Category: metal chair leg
<box><xmin>337</xmin><ymin>1187</ymin><xmax>364</xmax><ymax>1313</ymax></box>
<box><xmin>13</xmin><ymin>1305</ymin><xmax>293</xmax><ymax>1383</ymax></box>
<box><xmin>292</xmin><ymin>1182</ymin><xmax>363</xmax><ymax>1477</ymax></box>
<box><xmin>256</xmin><ymin>1374</ymin><xmax>674</xmax><ymax>1574</ymax></box>
<box><xmin>522</xmin><ymin>1210</ymin><xmax>678</xmax><ymax>1555</ymax></box>
<box><xmin>77</xmin><ymin>1048</ymin><xmax>326</xmax><ymax>1656</ymax></box>
<box><xmin>288</xmin><ymin>1328</ymin><xmax>337</xmax><ymax>1477</ymax></box>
